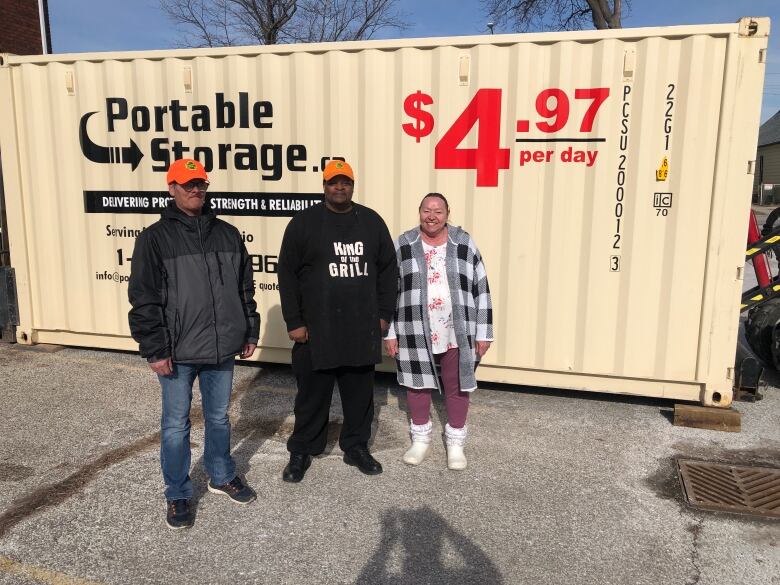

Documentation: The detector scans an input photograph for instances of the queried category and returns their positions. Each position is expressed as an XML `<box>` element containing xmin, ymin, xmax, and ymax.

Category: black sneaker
<box><xmin>207</xmin><ymin>476</ymin><xmax>257</xmax><ymax>505</ymax></box>
<box><xmin>165</xmin><ymin>499</ymin><xmax>193</xmax><ymax>530</ymax></box>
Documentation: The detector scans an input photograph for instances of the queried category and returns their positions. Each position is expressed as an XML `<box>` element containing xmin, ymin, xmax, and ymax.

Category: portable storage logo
<box><xmin>78</xmin><ymin>92</ymin><xmax>312</xmax><ymax>178</ymax></box>
<box><xmin>78</xmin><ymin>92</ymin><xmax>334</xmax><ymax>216</ymax></box>
<box><xmin>80</xmin><ymin>111</ymin><xmax>144</xmax><ymax>170</ymax></box>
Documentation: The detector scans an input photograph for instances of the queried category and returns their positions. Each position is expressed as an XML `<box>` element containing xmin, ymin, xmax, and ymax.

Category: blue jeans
<box><xmin>158</xmin><ymin>359</ymin><xmax>236</xmax><ymax>501</ymax></box>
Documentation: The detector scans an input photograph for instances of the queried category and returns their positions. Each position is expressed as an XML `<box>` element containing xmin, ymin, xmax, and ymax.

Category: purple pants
<box><xmin>406</xmin><ymin>348</ymin><xmax>469</xmax><ymax>429</ymax></box>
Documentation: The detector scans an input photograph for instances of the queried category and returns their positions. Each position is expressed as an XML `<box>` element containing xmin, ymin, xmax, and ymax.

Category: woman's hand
<box><xmin>476</xmin><ymin>340</ymin><xmax>491</xmax><ymax>358</ymax></box>
<box><xmin>384</xmin><ymin>339</ymin><xmax>398</xmax><ymax>357</ymax></box>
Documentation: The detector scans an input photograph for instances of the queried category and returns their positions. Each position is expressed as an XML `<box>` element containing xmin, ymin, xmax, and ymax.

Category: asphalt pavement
<box><xmin>0</xmin><ymin>343</ymin><xmax>778</xmax><ymax>585</ymax></box>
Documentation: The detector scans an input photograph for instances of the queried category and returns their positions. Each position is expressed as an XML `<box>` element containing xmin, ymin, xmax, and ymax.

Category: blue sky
<box><xmin>48</xmin><ymin>0</ymin><xmax>779</xmax><ymax>122</ymax></box>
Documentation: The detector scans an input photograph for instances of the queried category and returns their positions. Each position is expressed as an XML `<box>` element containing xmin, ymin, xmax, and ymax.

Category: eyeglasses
<box><xmin>179</xmin><ymin>180</ymin><xmax>209</xmax><ymax>192</ymax></box>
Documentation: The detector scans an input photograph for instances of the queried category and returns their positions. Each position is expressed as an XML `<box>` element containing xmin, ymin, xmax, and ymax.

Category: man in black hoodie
<box><xmin>278</xmin><ymin>160</ymin><xmax>398</xmax><ymax>482</ymax></box>
<box><xmin>128</xmin><ymin>158</ymin><xmax>260</xmax><ymax>530</ymax></box>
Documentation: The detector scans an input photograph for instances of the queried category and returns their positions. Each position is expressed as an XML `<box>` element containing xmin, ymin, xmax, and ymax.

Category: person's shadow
<box><xmin>187</xmin><ymin>305</ymin><xmax>300</xmax><ymax>506</ymax></box>
<box><xmin>361</xmin><ymin>370</ymin><xmax>407</xmax><ymax>454</ymax></box>
<box><xmin>186</xmin><ymin>303</ymin><xmax>420</xmax><ymax>504</ymax></box>
<box><xmin>227</xmin><ymin>365</ymin><xmax>298</xmax><ymax>480</ymax></box>
<box><xmin>203</xmin><ymin>304</ymin><xmax>297</xmax><ymax>485</ymax></box>
<box><xmin>356</xmin><ymin>506</ymin><xmax>504</xmax><ymax>584</ymax></box>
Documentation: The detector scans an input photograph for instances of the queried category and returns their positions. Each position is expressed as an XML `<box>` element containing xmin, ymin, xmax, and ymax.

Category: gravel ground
<box><xmin>0</xmin><ymin>343</ymin><xmax>777</xmax><ymax>585</ymax></box>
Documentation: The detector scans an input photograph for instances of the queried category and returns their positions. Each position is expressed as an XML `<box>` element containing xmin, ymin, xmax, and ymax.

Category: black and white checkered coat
<box><xmin>386</xmin><ymin>226</ymin><xmax>493</xmax><ymax>392</ymax></box>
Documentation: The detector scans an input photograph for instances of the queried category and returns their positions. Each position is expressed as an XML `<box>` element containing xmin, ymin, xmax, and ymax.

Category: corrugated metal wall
<box><xmin>0</xmin><ymin>20</ymin><xmax>769</xmax><ymax>404</ymax></box>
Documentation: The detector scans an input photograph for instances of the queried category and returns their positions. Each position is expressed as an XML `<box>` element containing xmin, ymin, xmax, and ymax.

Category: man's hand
<box><xmin>384</xmin><ymin>339</ymin><xmax>398</xmax><ymax>358</ymax></box>
<box><xmin>241</xmin><ymin>343</ymin><xmax>257</xmax><ymax>359</ymax></box>
<box><xmin>150</xmin><ymin>357</ymin><xmax>173</xmax><ymax>376</ymax></box>
<box><xmin>288</xmin><ymin>326</ymin><xmax>309</xmax><ymax>343</ymax></box>
<box><xmin>476</xmin><ymin>341</ymin><xmax>492</xmax><ymax>358</ymax></box>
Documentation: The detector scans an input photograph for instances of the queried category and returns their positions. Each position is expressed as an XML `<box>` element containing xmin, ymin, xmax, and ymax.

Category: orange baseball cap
<box><xmin>323</xmin><ymin>160</ymin><xmax>354</xmax><ymax>182</ymax></box>
<box><xmin>166</xmin><ymin>158</ymin><xmax>209</xmax><ymax>185</ymax></box>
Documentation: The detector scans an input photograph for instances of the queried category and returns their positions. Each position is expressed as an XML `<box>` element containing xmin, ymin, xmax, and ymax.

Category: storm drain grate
<box><xmin>677</xmin><ymin>458</ymin><xmax>780</xmax><ymax>519</ymax></box>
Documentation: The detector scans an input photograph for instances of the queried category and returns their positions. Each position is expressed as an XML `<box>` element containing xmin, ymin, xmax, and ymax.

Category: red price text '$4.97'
<box><xmin>402</xmin><ymin>87</ymin><xmax>610</xmax><ymax>187</ymax></box>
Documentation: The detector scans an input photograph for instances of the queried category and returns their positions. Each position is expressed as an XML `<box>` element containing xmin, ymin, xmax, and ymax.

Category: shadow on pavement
<box><xmin>190</xmin><ymin>367</ymin><xmax>294</xmax><ymax>505</ymax></box>
<box><xmin>356</xmin><ymin>506</ymin><xmax>504</xmax><ymax>585</ymax></box>
<box><xmin>188</xmin><ymin>363</ymin><xmax>409</xmax><ymax>499</ymax></box>
<box><xmin>369</xmin><ymin>373</ymin><xmax>407</xmax><ymax>453</ymax></box>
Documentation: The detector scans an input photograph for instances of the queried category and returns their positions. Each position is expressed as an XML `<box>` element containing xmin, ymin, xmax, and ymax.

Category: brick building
<box><xmin>0</xmin><ymin>2</ymin><xmax>51</xmax><ymax>340</ymax></box>
<box><xmin>0</xmin><ymin>0</ymin><xmax>52</xmax><ymax>55</ymax></box>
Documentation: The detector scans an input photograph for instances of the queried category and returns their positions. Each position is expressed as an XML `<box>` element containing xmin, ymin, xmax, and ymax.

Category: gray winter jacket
<box><xmin>128</xmin><ymin>201</ymin><xmax>259</xmax><ymax>364</ymax></box>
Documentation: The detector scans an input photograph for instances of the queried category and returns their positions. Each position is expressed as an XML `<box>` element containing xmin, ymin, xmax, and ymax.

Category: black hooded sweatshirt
<box><xmin>128</xmin><ymin>201</ymin><xmax>259</xmax><ymax>364</ymax></box>
<box><xmin>277</xmin><ymin>202</ymin><xmax>398</xmax><ymax>370</ymax></box>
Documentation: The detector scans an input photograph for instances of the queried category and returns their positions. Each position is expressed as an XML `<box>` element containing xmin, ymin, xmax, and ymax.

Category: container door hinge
<box><xmin>727</xmin><ymin>367</ymin><xmax>735</xmax><ymax>381</ymax></box>
<box><xmin>622</xmin><ymin>49</ymin><xmax>635</xmax><ymax>81</ymax></box>
<box><xmin>183</xmin><ymin>67</ymin><xmax>193</xmax><ymax>93</ymax></box>
<box><xmin>65</xmin><ymin>71</ymin><xmax>75</xmax><ymax>96</ymax></box>
<box><xmin>736</xmin><ymin>266</ymin><xmax>744</xmax><ymax>281</ymax></box>
<box><xmin>759</xmin><ymin>49</ymin><xmax>767</xmax><ymax>64</ymax></box>
<box><xmin>748</xmin><ymin>160</ymin><xmax>756</xmax><ymax>175</ymax></box>
<box><xmin>458</xmin><ymin>55</ymin><xmax>470</xmax><ymax>86</ymax></box>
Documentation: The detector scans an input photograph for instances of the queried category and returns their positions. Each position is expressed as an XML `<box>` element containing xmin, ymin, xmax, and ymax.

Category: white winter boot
<box><xmin>444</xmin><ymin>424</ymin><xmax>468</xmax><ymax>470</ymax></box>
<box><xmin>402</xmin><ymin>420</ymin><xmax>433</xmax><ymax>465</ymax></box>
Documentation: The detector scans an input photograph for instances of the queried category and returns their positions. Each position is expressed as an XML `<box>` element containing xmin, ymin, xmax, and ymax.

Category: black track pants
<box><xmin>286</xmin><ymin>342</ymin><xmax>376</xmax><ymax>455</ymax></box>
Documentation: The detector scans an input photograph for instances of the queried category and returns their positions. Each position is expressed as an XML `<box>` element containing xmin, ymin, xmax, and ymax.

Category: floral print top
<box><xmin>422</xmin><ymin>241</ymin><xmax>458</xmax><ymax>354</ymax></box>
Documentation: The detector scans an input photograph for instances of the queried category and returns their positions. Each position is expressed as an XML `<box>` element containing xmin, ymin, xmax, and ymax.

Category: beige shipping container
<box><xmin>0</xmin><ymin>18</ymin><xmax>770</xmax><ymax>407</ymax></box>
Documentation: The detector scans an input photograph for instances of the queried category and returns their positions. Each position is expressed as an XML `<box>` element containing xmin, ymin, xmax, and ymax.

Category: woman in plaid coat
<box><xmin>384</xmin><ymin>193</ymin><xmax>493</xmax><ymax>470</ymax></box>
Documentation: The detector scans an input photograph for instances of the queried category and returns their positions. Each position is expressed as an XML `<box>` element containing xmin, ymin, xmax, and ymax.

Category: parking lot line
<box><xmin>0</xmin><ymin>555</ymin><xmax>104</xmax><ymax>585</ymax></box>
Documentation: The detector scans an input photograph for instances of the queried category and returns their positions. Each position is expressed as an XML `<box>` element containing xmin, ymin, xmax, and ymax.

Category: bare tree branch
<box><xmin>160</xmin><ymin>0</ymin><xmax>408</xmax><ymax>47</ymax></box>
<box><xmin>160</xmin><ymin>0</ymin><xmax>231</xmax><ymax>47</ymax></box>
<box><xmin>481</xmin><ymin>0</ymin><xmax>627</xmax><ymax>32</ymax></box>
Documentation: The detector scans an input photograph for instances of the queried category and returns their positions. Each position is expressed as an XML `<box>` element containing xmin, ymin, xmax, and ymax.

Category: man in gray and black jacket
<box><xmin>128</xmin><ymin>158</ymin><xmax>260</xmax><ymax>530</ymax></box>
